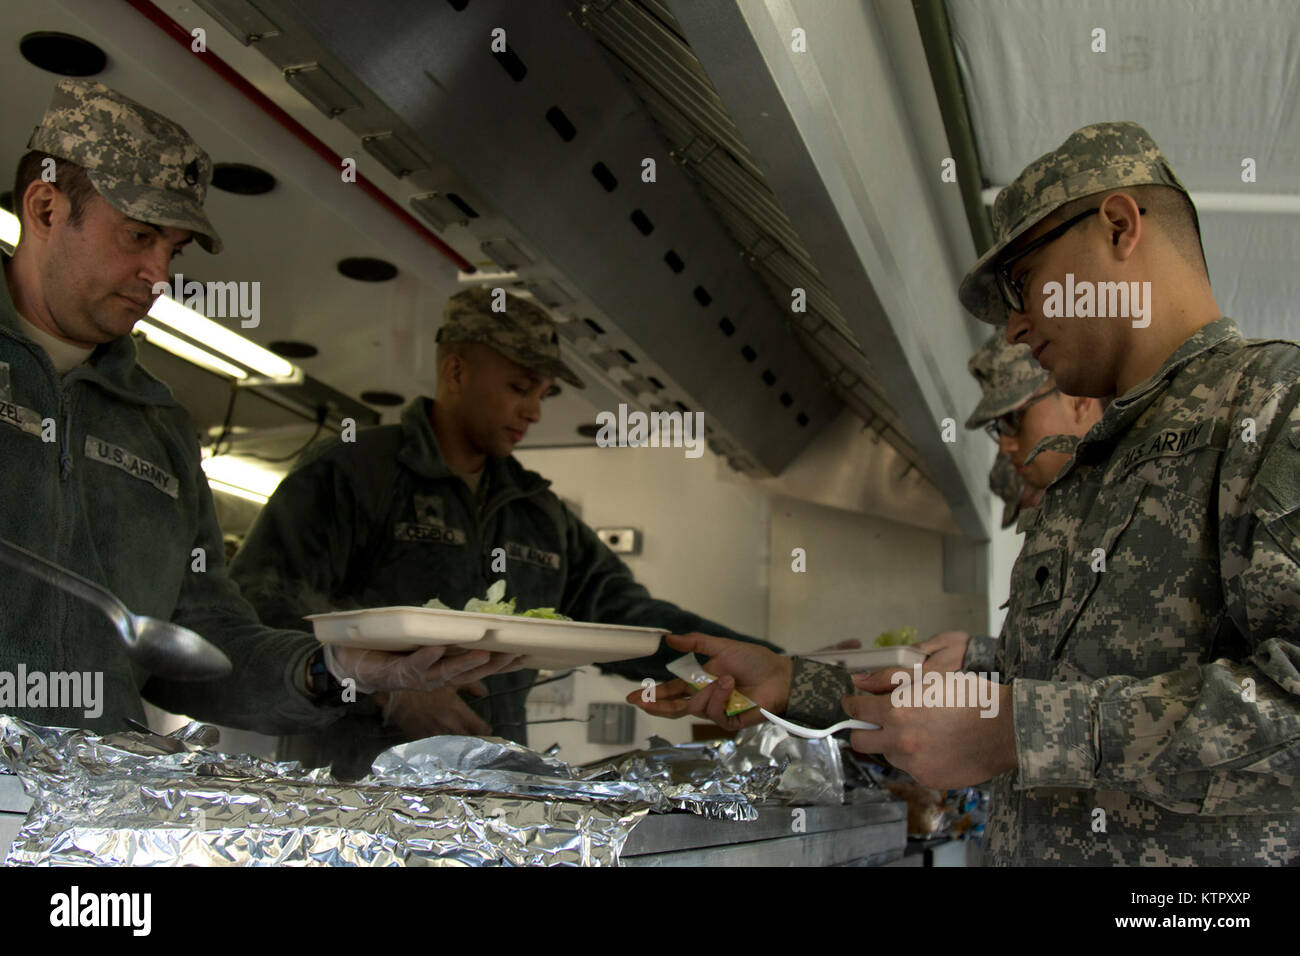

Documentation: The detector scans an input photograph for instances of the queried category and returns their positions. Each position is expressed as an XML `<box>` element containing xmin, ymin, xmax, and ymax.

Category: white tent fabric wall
<box><xmin>947</xmin><ymin>0</ymin><xmax>1300</xmax><ymax>341</ymax></box>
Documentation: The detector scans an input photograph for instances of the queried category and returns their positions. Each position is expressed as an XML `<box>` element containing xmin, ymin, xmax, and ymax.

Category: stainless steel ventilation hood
<box><xmin>195</xmin><ymin>0</ymin><xmax>993</xmax><ymax>538</ymax></box>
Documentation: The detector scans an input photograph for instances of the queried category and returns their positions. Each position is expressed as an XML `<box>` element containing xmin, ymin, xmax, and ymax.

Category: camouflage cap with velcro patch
<box><xmin>438</xmin><ymin>287</ymin><xmax>585</xmax><ymax>388</ymax></box>
<box><xmin>27</xmin><ymin>78</ymin><xmax>222</xmax><ymax>253</ymax></box>
<box><xmin>959</xmin><ymin>121</ymin><xmax>1192</xmax><ymax>324</ymax></box>
<box><xmin>965</xmin><ymin>330</ymin><xmax>1050</xmax><ymax>430</ymax></box>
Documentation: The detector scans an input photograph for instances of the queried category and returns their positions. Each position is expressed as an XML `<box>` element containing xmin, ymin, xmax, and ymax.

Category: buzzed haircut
<box><xmin>12</xmin><ymin>150</ymin><xmax>99</xmax><ymax>228</ymax></box>
<box><xmin>1052</xmin><ymin>184</ymin><xmax>1208</xmax><ymax>277</ymax></box>
<box><xmin>1132</xmin><ymin>183</ymin><xmax>1208</xmax><ymax>276</ymax></box>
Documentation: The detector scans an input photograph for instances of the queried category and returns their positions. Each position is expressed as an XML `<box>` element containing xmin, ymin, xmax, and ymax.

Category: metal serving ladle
<box><xmin>0</xmin><ymin>537</ymin><xmax>232</xmax><ymax>681</ymax></box>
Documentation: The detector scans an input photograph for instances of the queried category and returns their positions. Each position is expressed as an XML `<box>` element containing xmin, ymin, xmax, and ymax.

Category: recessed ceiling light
<box><xmin>361</xmin><ymin>390</ymin><xmax>404</xmax><ymax>406</ymax></box>
<box><xmin>268</xmin><ymin>340</ymin><xmax>318</xmax><ymax>359</ymax></box>
<box><xmin>19</xmin><ymin>32</ymin><xmax>107</xmax><ymax>76</ymax></box>
<box><xmin>212</xmin><ymin>163</ymin><xmax>277</xmax><ymax>195</ymax></box>
<box><xmin>338</xmin><ymin>257</ymin><xmax>398</xmax><ymax>282</ymax></box>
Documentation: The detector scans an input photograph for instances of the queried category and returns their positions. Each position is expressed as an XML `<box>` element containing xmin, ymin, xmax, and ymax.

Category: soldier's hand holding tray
<box><xmin>627</xmin><ymin>633</ymin><xmax>791</xmax><ymax>733</ymax></box>
<box><xmin>328</xmin><ymin>643</ymin><xmax>522</xmax><ymax>693</ymax></box>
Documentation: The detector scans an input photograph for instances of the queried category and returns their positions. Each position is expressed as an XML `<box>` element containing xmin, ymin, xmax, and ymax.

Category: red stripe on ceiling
<box><xmin>121</xmin><ymin>0</ymin><xmax>477</xmax><ymax>274</ymax></box>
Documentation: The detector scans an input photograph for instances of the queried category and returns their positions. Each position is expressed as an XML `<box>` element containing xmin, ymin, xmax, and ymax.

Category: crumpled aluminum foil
<box><xmin>0</xmin><ymin>716</ymin><xmax>647</xmax><ymax>866</ymax></box>
<box><xmin>730</xmin><ymin>722</ymin><xmax>845</xmax><ymax>806</ymax></box>
<box><xmin>370</xmin><ymin>734</ymin><xmax>664</xmax><ymax>806</ymax></box>
<box><xmin>574</xmin><ymin>733</ymin><xmax>795</xmax><ymax>822</ymax></box>
<box><xmin>0</xmin><ymin>713</ymin><xmax>848</xmax><ymax>865</ymax></box>
<box><xmin>345</xmin><ymin>730</ymin><xmax>785</xmax><ymax>822</ymax></box>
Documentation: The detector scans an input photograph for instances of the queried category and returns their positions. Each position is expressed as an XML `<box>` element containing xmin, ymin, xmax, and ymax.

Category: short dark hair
<box><xmin>1051</xmin><ymin>184</ymin><xmax>1208</xmax><ymax>278</ymax></box>
<box><xmin>12</xmin><ymin>150</ymin><xmax>99</xmax><ymax>228</ymax></box>
<box><xmin>1132</xmin><ymin>183</ymin><xmax>1208</xmax><ymax>276</ymax></box>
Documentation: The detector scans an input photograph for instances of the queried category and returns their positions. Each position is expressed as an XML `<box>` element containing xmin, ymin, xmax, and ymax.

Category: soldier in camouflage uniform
<box><xmin>967</xmin><ymin>331</ymin><xmax>1051</xmax><ymax>528</ymax></box>
<box><xmin>634</xmin><ymin>122</ymin><xmax>1300</xmax><ymax>865</ymax></box>
<box><xmin>232</xmin><ymin>287</ymin><xmax>780</xmax><ymax>775</ymax></box>
<box><xmin>1</xmin><ymin>81</ymin><xmax>489</xmax><ymax>737</ymax></box>
<box><xmin>967</xmin><ymin>331</ymin><xmax>1103</xmax><ymax>528</ymax></box>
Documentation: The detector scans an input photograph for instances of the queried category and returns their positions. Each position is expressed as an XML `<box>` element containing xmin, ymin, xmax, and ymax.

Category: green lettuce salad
<box><xmin>424</xmin><ymin>580</ymin><xmax>571</xmax><ymax>620</ymax></box>
<box><xmin>873</xmin><ymin>626</ymin><xmax>917</xmax><ymax>647</ymax></box>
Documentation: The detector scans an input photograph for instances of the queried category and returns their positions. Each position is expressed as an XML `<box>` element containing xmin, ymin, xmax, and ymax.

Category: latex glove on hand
<box><xmin>626</xmin><ymin>632</ymin><xmax>792</xmax><ymax>734</ymax></box>
<box><xmin>325</xmin><ymin>643</ymin><xmax>522</xmax><ymax>694</ymax></box>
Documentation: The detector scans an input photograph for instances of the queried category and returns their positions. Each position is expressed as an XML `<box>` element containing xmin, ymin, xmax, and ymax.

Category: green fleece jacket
<box><xmin>0</xmin><ymin>259</ymin><xmax>347</xmax><ymax>736</ymax></box>
<box><xmin>231</xmin><ymin>397</ymin><xmax>778</xmax><ymax>768</ymax></box>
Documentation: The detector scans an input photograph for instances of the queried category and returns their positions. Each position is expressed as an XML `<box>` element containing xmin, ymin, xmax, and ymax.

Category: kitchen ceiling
<box><xmin>4</xmin><ymin>0</ymin><xmax>855</xmax><ymax>476</ymax></box>
<box><xmin>6</xmin><ymin>0</ymin><xmax>1289</xmax><ymax>535</ymax></box>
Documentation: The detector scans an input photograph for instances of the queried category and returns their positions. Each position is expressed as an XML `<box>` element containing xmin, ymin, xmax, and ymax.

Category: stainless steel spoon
<box><xmin>0</xmin><ymin>537</ymin><xmax>232</xmax><ymax>681</ymax></box>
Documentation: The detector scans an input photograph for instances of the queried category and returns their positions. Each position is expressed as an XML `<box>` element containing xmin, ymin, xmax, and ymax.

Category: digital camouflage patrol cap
<box><xmin>438</xmin><ymin>287</ymin><xmax>586</xmax><ymax>389</ymax></box>
<box><xmin>27</xmin><ymin>78</ymin><xmax>222</xmax><ymax>253</ymax></box>
<box><xmin>964</xmin><ymin>330</ymin><xmax>1050</xmax><ymax>430</ymax></box>
<box><xmin>959</xmin><ymin>121</ymin><xmax>1192</xmax><ymax>324</ymax></box>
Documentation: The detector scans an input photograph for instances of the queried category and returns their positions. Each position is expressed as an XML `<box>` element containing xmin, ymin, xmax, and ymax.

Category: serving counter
<box><xmin>622</xmin><ymin>801</ymin><xmax>906</xmax><ymax>866</ymax></box>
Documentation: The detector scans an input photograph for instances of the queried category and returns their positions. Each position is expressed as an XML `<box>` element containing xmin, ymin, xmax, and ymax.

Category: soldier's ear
<box><xmin>18</xmin><ymin>180</ymin><xmax>61</xmax><ymax>240</ymax></box>
<box><xmin>1068</xmin><ymin>395</ymin><xmax>1099</xmax><ymax>428</ymax></box>
<box><xmin>438</xmin><ymin>348</ymin><xmax>464</xmax><ymax>392</ymax></box>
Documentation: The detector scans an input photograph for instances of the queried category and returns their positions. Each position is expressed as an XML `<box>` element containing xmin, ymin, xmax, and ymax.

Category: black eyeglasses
<box><xmin>995</xmin><ymin>207</ymin><xmax>1145</xmax><ymax>315</ymax></box>
<box><xmin>984</xmin><ymin>386</ymin><xmax>1060</xmax><ymax>440</ymax></box>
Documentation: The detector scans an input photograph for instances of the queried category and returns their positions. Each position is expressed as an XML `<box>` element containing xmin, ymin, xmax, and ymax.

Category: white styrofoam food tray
<box><xmin>306</xmin><ymin>606</ymin><xmax>665</xmax><ymax>670</ymax></box>
<box><xmin>799</xmin><ymin>646</ymin><xmax>927</xmax><ymax>672</ymax></box>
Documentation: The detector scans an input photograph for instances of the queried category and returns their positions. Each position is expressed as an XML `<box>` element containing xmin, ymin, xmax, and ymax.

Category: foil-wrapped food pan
<box><xmin>575</xmin><ymin>723</ymin><xmax>846</xmax><ymax>818</ymax></box>
<box><xmin>0</xmin><ymin>716</ymin><xmax>647</xmax><ymax>866</ymax></box>
<box><xmin>729</xmin><ymin>722</ymin><xmax>845</xmax><ymax>806</ymax></box>
<box><xmin>578</xmin><ymin>735</ymin><xmax>786</xmax><ymax>821</ymax></box>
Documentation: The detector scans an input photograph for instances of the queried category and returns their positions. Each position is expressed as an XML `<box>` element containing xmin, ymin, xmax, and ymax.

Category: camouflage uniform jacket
<box><xmin>0</xmin><ymin>262</ymin><xmax>344</xmax><ymax>735</ymax></box>
<box><xmin>788</xmin><ymin>318</ymin><xmax>1300</xmax><ymax>864</ymax></box>
<box><xmin>231</xmin><ymin>397</ymin><xmax>777</xmax><ymax>768</ymax></box>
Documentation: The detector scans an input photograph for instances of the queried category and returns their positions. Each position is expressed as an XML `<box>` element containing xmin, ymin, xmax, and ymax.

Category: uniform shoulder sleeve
<box><xmin>962</xmin><ymin>633</ymin><xmax>1001</xmax><ymax>673</ymax></box>
<box><xmin>783</xmin><ymin>658</ymin><xmax>855</xmax><ymax>728</ymax></box>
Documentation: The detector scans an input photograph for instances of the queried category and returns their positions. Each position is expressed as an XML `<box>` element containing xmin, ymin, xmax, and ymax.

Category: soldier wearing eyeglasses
<box><xmin>631</xmin><ymin>122</ymin><xmax>1300</xmax><ymax>866</ymax></box>
<box><xmin>965</xmin><ymin>331</ymin><xmax>1103</xmax><ymax>525</ymax></box>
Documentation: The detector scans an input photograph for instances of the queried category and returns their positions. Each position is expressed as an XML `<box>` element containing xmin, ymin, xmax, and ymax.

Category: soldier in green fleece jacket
<box><xmin>231</xmin><ymin>288</ymin><xmax>781</xmax><ymax>775</ymax></box>
<box><xmin>1</xmin><ymin>80</ymin><xmax>511</xmax><ymax>737</ymax></box>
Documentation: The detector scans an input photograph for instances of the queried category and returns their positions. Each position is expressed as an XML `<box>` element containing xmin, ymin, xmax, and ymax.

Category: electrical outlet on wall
<box><xmin>595</xmin><ymin>527</ymin><xmax>640</xmax><ymax>554</ymax></box>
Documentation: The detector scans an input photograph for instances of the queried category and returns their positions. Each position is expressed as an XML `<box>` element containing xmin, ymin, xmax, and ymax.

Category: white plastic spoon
<box><xmin>760</xmin><ymin>708</ymin><xmax>879</xmax><ymax>738</ymax></box>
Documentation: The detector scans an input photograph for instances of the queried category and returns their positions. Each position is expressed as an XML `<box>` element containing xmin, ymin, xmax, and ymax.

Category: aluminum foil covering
<box><xmin>369</xmin><ymin>734</ymin><xmax>665</xmax><ymax>806</ymax></box>
<box><xmin>578</xmin><ymin>735</ymin><xmax>787</xmax><ymax>820</ymax></box>
<box><xmin>0</xmin><ymin>716</ymin><xmax>647</xmax><ymax>866</ymax></box>
<box><xmin>730</xmin><ymin>722</ymin><xmax>845</xmax><ymax>806</ymax></box>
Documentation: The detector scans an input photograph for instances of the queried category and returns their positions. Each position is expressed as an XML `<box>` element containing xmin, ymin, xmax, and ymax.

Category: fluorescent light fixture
<box><xmin>201</xmin><ymin>453</ymin><xmax>284</xmax><ymax>503</ymax></box>
<box><xmin>0</xmin><ymin>209</ymin><xmax>19</xmax><ymax>250</ymax></box>
<box><xmin>204</xmin><ymin>477</ymin><xmax>269</xmax><ymax>505</ymax></box>
<box><xmin>136</xmin><ymin>321</ymin><xmax>248</xmax><ymax>380</ymax></box>
<box><xmin>147</xmin><ymin>294</ymin><xmax>296</xmax><ymax>379</ymax></box>
<box><xmin>456</xmin><ymin>269</ymin><xmax>517</xmax><ymax>284</ymax></box>
<box><xmin>981</xmin><ymin>186</ymin><xmax>1300</xmax><ymax>214</ymax></box>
